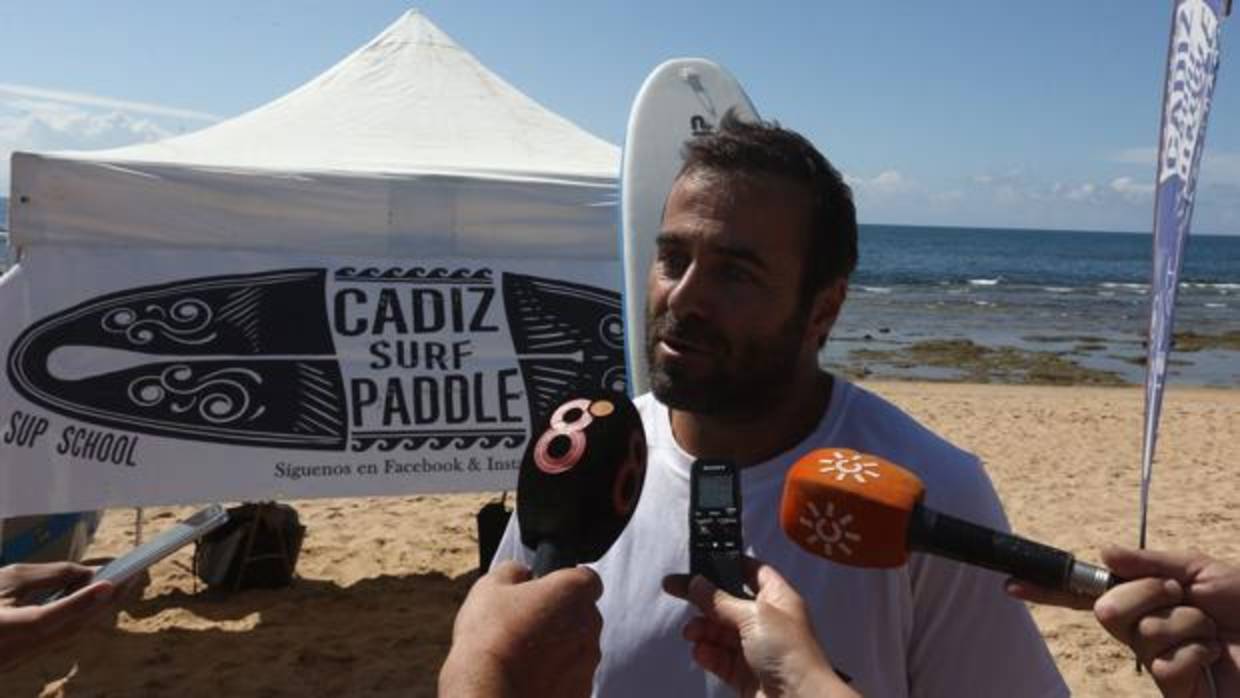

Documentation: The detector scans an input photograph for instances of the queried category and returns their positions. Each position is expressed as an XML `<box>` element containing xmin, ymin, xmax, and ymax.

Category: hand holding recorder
<box><xmin>0</xmin><ymin>562</ymin><xmax>118</xmax><ymax>670</ymax></box>
<box><xmin>0</xmin><ymin>504</ymin><xmax>225</xmax><ymax>670</ymax></box>
<box><xmin>664</xmin><ymin>557</ymin><xmax>860</xmax><ymax>698</ymax></box>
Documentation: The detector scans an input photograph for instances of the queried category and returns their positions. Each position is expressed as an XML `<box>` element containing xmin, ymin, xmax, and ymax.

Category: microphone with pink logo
<box><xmin>518</xmin><ymin>390</ymin><xmax>648</xmax><ymax>576</ymax></box>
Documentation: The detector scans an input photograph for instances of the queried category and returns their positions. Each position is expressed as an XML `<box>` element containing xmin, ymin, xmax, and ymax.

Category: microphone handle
<box><xmin>532</xmin><ymin>539</ymin><xmax>576</xmax><ymax>577</ymax></box>
<box><xmin>908</xmin><ymin>504</ymin><xmax>1121</xmax><ymax>597</ymax></box>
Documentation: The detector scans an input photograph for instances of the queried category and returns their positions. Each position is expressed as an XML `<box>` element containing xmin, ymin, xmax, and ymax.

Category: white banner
<box><xmin>0</xmin><ymin>247</ymin><xmax>624</xmax><ymax>516</ymax></box>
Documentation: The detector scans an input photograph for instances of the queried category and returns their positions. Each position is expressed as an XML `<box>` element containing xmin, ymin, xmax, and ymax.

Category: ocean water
<box><xmin>1</xmin><ymin>225</ymin><xmax>1237</xmax><ymax>384</ymax></box>
<box><xmin>826</xmin><ymin>225</ymin><xmax>1240</xmax><ymax>386</ymax></box>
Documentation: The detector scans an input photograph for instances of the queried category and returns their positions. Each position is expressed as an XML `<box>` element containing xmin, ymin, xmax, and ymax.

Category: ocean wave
<box><xmin>1183</xmin><ymin>282</ymin><xmax>1240</xmax><ymax>291</ymax></box>
<box><xmin>1204</xmin><ymin>303</ymin><xmax>1228</xmax><ymax>309</ymax></box>
<box><xmin>1044</xmin><ymin>287</ymin><xmax>1073</xmax><ymax>293</ymax></box>
<box><xmin>1099</xmin><ymin>282</ymin><xmax>1149</xmax><ymax>291</ymax></box>
<box><xmin>968</xmin><ymin>278</ymin><xmax>1000</xmax><ymax>286</ymax></box>
<box><xmin>857</xmin><ymin>286</ymin><xmax>893</xmax><ymax>294</ymax></box>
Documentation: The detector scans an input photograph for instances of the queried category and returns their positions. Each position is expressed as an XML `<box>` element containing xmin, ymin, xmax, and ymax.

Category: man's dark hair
<box><xmin>677</xmin><ymin>110</ymin><xmax>858</xmax><ymax>296</ymax></box>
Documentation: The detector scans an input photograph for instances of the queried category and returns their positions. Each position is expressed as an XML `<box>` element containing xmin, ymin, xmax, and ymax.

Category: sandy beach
<box><xmin>7</xmin><ymin>380</ymin><xmax>1238</xmax><ymax>697</ymax></box>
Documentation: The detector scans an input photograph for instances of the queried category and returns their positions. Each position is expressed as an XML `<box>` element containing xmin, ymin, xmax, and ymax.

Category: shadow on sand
<box><xmin>8</xmin><ymin>569</ymin><xmax>480</xmax><ymax>697</ymax></box>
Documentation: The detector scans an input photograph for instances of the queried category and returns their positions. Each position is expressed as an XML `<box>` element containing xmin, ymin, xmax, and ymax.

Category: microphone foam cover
<box><xmin>780</xmin><ymin>448</ymin><xmax>926</xmax><ymax>568</ymax></box>
<box><xmin>518</xmin><ymin>390</ymin><xmax>647</xmax><ymax>564</ymax></box>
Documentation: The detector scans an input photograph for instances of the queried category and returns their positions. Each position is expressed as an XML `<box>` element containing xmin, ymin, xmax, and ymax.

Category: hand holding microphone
<box><xmin>440</xmin><ymin>561</ymin><xmax>603</xmax><ymax>698</ymax></box>
<box><xmin>1035</xmin><ymin>547</ymin><xmax>1240</xmax><ymax>698</ymax></box>
<box><xmin>779</xmin><ymin>448</ymin><xmax>1120</xmax><ymax>599</ymax></box>
<box><xmin>440</xmin><ymin>391</ymin><xmax>647</xmax><ymax>698</ymax></box>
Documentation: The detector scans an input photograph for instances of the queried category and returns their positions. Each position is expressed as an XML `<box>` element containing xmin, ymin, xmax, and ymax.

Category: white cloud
<box><xmin>1064</xmin><ymin>182</ymin><xmax>1096</xmax><ymax>202</ymax></box>
<box><xmin>1112</xmin><ymin>145</ymin><xmax>1240</xmax><ymax>188</ymax></box>
<box><xmin>1109</xmin><ymin>176</ymin><xmax>1154</xmax><ymax>202</ymax></box>
<box><xmin>845</xmin><ymin>169</ymin><xmax>913</xmax><ymax>197</ymax></box>
<box><xmin>0</xmin><ymin>83</ymin><xmax>220</xmax><ymax>122</ymax></box>
<box><xmin>971</xmin><ymin>167</ymin><xmax>1158</xmax><ymax>208</ymax></box>
<box><xmin>0</xmin><ymin>84</ymin><xmax>221</xmax><ymax>191</ymax></box>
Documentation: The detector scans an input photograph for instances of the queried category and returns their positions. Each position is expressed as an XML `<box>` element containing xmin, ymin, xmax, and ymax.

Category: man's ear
<box><xmin>810</xmin><ymin>278</ymin><xmax>847</xmax><ymax>347</ymax></box>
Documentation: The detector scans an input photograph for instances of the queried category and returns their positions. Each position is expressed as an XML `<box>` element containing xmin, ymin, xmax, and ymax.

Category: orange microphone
<box><xmin>780</xmin><ymin>448</ymin><xmax>1118</xmax><ymax>597</ymax></box>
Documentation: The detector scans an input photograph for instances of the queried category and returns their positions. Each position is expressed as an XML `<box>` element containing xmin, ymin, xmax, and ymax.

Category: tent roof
<box><xmin>49</xmin><ymin>10</ymin><xmax>618</xmax><ymax>182</ymax></box>
<box><xmin>9</xmin><ymin>10</ymin><xmax>620</xmax><ymax>260</ymax></box>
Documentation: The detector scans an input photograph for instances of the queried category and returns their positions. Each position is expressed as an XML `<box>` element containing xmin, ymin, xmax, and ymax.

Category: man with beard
<box><xmin>490</xmin><ymin>113</ymin><xmax>1066</xmax><ymax>697</ymax></box>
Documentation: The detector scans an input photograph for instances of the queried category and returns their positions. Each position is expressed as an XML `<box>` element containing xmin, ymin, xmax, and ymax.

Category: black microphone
<box><xmin>780</xmin><ymin>448</ymin><xmax>1120</xmax><ymax>597</ymax></box>
<box><xmin>517</xmin><ymin>390</ymin><xmax>647</xmax><ymax>576</ymax></box>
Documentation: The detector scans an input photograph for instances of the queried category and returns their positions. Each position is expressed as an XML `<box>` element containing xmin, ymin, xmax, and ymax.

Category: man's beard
<box><xmin>645</xmin><ymin>307</ymin><xmax>809</xmax><ymax>417</ymax></box>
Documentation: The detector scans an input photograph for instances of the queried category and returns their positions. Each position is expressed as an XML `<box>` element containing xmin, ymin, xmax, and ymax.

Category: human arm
<box><xmin>438</xmin><ymin>561</ymin><xmax>603</xmax><ymax>698</ymax></box>
<box><xmin>663</xmin><ymin>559</ymin><xmax>860</xmax><ymax>698</ymax></box>
<box><xmin>0</xmin><ymin>562</ymin><xmax>117</xmax><ymax>670</ymax></box>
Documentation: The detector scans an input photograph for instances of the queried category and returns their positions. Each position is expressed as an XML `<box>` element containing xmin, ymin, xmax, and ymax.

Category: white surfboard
<box><xmin>620</xmin><ymin>59</ymin><xmax>758</xmax><ymax>396</ymax></box>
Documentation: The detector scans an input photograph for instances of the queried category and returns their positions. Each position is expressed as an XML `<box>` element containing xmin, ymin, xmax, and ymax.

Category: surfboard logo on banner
<box><xmin>7</xmin><ymin>267</ymin><xmax>624</xmax><ymax>454</ymax></box>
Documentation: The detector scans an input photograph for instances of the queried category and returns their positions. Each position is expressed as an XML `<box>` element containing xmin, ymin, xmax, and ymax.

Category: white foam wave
<box><xmin>1183</xmin><ymin>282</ymin><xmax>1240</xmax><ymax>291</ymax></box>
<box><xmin>857</xmin><ymin>286</ymin><xmax>893</xmax><ymax>294</ymax></box>
<box><xmin>968</xmin><ymin>278</ymin><xmax>1000</xmax><ymax>286</ymax></box>
<box><xmin>1043</xmin><ymin>287</ymin><xmax>1072</xmax><ymax>293</ymax></box>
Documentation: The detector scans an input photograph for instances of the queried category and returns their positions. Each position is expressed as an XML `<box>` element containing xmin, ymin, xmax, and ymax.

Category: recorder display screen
<box><xmin>698</xmin><ymin>474</ymin><xmax>734</xmax><ymax>509</ymax></box>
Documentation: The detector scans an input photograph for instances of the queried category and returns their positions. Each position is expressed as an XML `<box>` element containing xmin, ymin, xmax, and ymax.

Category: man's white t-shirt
<box><xmin>492</xmin><ymin>378</ymin><xmax>1067</xmax><ymax>697</ymax></box>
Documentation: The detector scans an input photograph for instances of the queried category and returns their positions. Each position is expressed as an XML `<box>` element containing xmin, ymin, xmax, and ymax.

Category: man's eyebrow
<box><xmin>654</xmin><ymin>232</ymin><xmax>767</xmax><ymax>271</ymax></box>
<box><xmin>715</xmin><ymin>243</ymin><xmax>767</xmax><ymax>270</ymax></box>
<box><xmin>654</xmin><ymin>232</ymin><xmax>683</xmax><ymax>248</ymax></box>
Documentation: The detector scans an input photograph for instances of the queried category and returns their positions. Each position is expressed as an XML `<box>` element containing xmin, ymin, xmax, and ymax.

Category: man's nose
<box><xmin>666</xmin><ymin>262</ymin><xmax>713</xmax><ymax>321</ymax></box>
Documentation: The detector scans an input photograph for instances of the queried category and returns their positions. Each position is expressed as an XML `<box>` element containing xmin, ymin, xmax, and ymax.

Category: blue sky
<box><xmin>1</xmin><ymin>1</ymin><xmax>1237</xmax><ymax>234</ymax></box>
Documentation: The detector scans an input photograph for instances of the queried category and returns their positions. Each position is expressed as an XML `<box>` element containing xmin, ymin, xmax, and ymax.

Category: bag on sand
<box><xmin>194</xmin><ymin>502</ymin><xmax>305</xmax><ymax>590</ymax></box>
<box><xmin>476</xmin><ymin>493</ymin><xmax>512</xmax><ymax>571</ymax></box>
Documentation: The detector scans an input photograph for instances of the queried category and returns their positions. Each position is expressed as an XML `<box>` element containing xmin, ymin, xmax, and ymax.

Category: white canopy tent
<box><xmin>0</xmin><ymin>10</ymin><xmax>627</xmax><ymax>517</ymax></box>
<box><xmin>8</xmin><ymin>9</ymin><xmax>620</xmax><ymax>260</ymax></box>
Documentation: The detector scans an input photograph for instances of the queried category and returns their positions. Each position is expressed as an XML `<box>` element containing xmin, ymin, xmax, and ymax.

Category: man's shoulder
<box><xmin>633</xmin><ymin>392</ymin><xmax>660</xmax><ymax>411</ymax></box>
<box><xmin>832</xmin><ymin>381</ymin><xmax>972</xmax><ymax>466</ymax></box>
<box><xmin>633</xmin><ymin>392</ymin><xmax>667</xmax><ymax>437</ymax></box>
<box><xmin>831</xmin><ymin>381</ymin><xmax>1000</xmax><ymax>519</ymax></box>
